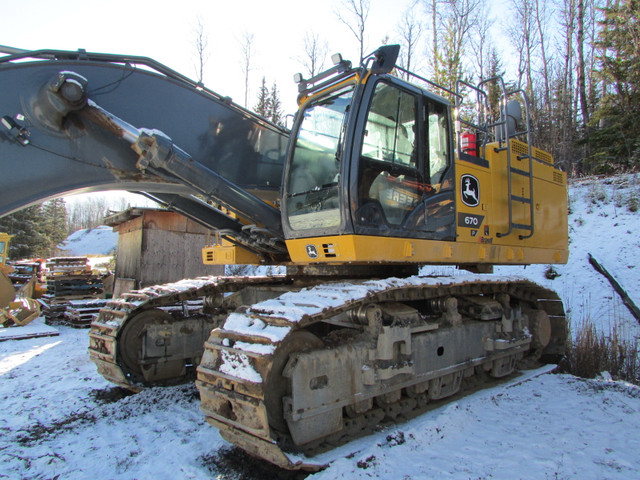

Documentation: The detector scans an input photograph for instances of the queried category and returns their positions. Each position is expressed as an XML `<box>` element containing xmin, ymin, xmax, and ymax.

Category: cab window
<box><xmin>427</xmin><ymin>101</ymin><xmax>450</xmax><ymax>186</ymax></box>
<box><xmin>286</xmin><ymin>85</ymin><xmax>353</xmax><ymax>231</ymax></box>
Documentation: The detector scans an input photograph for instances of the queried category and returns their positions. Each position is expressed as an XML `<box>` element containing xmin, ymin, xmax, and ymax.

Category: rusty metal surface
<box><xmin>87</xmin><ymin>275</ymin><xmax>293</xmax><ymax>391</ymax></box>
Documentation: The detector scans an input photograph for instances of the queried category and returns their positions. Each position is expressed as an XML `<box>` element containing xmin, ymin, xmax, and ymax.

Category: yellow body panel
<box><xmin>202</xmin><ymin>241</ymin><xmax>263</xmax><ymax>265</ymax></box>
<box><xmin>456</xmin><ymin>140</ymin><xmax>568</xmax><ymax>252</ymax></box>
<box><xmin>0</xmin><ymin>232</ymin><xmax>12</xmax><ymax>267</ymax></box>
<box><xmin>286</xmin><ymin>234</ymin><xmax>567</xmax><ymax>265</ymax></box>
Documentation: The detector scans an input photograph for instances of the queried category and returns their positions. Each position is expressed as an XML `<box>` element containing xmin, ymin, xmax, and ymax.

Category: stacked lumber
<box><xmin>64</xmin><ymin>299</ymin><xmax>108</xmax><ymax>328</ymax></box>
<box><xmin>46</xmin><ymin>257</ymin><xmax>92</xmax><ymax>276</ymax></box>
<box><xmin>40</xmin><ymin>257</ymin><xmax>105</xmax><ymax>327</ymax></box>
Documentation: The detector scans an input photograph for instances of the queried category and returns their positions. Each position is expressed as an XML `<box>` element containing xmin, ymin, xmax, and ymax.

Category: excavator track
<box><xmin>88</xmin><ymin>275</ymin><xmax>293</xmax><ymax>391</ymax></box>
<box><xmin>196</xmin><ymin>275</ymin><xmax>566</xmax><ymax>471</ymax></box>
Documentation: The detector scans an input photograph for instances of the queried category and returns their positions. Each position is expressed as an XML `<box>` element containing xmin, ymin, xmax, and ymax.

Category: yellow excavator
<box><xmin>0</xmin><ymin>45</ymin><xmax>567</xmax><ymax>470</ymax></box>
<box><xmin>0</xmin><ymin>233</ymin><xmax>41</xmax><ymax>327</ymax></box>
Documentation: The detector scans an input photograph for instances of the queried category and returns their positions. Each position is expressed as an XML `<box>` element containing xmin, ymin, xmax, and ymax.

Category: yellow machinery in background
<box><xmin>0</xmin><ymin>233</ymin><xmax>40</xmax><ymax>327</ymax></box>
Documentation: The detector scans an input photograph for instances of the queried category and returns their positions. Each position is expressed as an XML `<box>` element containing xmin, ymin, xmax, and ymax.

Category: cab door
<box><xmin>350</xmin><ymin>78</ymin><xmax>455</xmax><ymax>241</ymax></box>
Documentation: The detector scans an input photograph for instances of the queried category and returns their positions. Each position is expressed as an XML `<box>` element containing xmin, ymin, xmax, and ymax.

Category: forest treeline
<box><xmin>358</xmin><ymin>0</ymin><xmax>639</xmax><ymax>176</ymax></box>
<box><xmin>412</xmin><ymin>0</ymin><xmax>640</xmax><ymax>175</ymax></box>
<box><xmin>216</xmin><ymin>0</ymin><xmax>639</xmax><ymax>175</ymax></box>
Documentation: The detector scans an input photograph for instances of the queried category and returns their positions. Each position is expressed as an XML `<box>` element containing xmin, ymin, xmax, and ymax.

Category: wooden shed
<box><xmin>104</xmin><ymin>208</ymin><xmax>223</xmax><ymax>296</ymax></box>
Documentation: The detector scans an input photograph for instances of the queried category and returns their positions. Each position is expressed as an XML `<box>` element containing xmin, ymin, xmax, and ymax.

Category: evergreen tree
<box><xmin>254</xmin><ymin>78</ymin><xmax>285</xmax><ymax>127</ymax></box>
<box><xmin>268</xmin><ymin>81</ymin><xmax>284</xmax><ymax>127</ymax></box>
<box><xmin>254</xmin><ymin>77</ymin><xmax>270</xmax><ymax>118</ymax></box>
<box><xmin>0</xmin><ymin>199</ymin><xmax>69</xmax><ymax>259</ymax></box>
<box><xmin>435</xmin><ymin>18</ymin><xmax>464</xmax><ymax>98</ymax></box>
<box><xmin>486</xmin><ymin>49</ymin><xmax>505</xmax><ymax>123</ymax></box>
<box><xmin>42</xmin><ymin>199</ymin><xmax>68</xmax><ymax>257</ymax></box>
<box><xmin>0</xmin><ymin>205</ymin><xmax>47</xmax><ymax>259</ymax></box>
<box><xmin>589</xmin><ymin>0</ymin><xmax>640</xmax><ymax>172</ymax></box>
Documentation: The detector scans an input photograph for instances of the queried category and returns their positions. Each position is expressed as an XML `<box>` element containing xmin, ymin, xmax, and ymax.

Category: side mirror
<box><xmin>369</xmin><ymin>45</ymin><xmax>400</xmax><ymax>74</ymax></box>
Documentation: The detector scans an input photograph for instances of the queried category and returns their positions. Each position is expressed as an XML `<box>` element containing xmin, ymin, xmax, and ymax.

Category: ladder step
<box><xmin>511</xmin><ymin>195</ymin><xmax>532</xmax><ymax>204</ymax></box>
<box><xmin>510</xmin><ymin>166</ymin><xmax>531</xmax><ymax>177</ymax></box>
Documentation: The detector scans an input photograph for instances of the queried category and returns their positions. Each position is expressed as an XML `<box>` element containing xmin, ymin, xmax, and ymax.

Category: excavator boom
<box><xmin>0</xmin><ymin>47</ymin><xmax>289</xmax><ymax>257</ymax></box>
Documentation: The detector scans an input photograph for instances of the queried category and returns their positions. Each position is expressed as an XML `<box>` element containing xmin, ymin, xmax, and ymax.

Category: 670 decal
<box><xmin>457</xmin><ymin>212</ymin><xmax>485</xmax><ymax>228</ymax></box>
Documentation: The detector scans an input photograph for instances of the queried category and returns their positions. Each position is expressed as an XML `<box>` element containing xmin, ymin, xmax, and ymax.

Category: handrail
<box><xmin>453</xmin><ymin>77</ymin><xmax>536</xmax><ymax>241</ymax></box>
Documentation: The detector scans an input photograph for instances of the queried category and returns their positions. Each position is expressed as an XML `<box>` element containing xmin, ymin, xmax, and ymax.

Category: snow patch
<box><xmin>57</xmin><ymin>225</ymin><xmax>118</xmax><ymax>256</ymax></box>
<box><xmin>218</xmin><ymin>350</ymin><xmax>262</xmax><ymax>383</ymax></box>
<box><xmin>223</xmin><ymin>312</ymin><xmax>291</xmax><ymax>342</ymax></box>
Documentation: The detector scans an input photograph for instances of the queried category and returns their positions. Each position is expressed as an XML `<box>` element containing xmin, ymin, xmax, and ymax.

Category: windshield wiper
<box><xmin>288</xmin><ymin>183</ymin><xmax>338</xmax><ymax>212</ymax></box>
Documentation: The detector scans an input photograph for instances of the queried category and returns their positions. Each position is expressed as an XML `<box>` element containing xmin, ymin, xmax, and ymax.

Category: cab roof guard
<box><xmin>294</xmin><ymin>53</ymin><xmax>354</xmax><ymax>102</ymax></box>
<box><xmin>294</xmin><ymin>44</ymin><xmax>405</xmax><ymax>103</ymax></box>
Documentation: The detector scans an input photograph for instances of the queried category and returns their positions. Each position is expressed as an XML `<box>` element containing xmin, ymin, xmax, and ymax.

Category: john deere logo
<box><xmin>461</xmin><ymin>174</ymin><xmax>480</xmax><ymax>207</ymax></box>
<box><xmin>305</xmin><ymin>244</ymin><xmax>319</xmax><ymax>259</ymax></box>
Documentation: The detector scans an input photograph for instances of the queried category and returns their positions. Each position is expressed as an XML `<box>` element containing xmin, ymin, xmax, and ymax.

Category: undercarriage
<box><xmin>88</xmin><ymin>274</ymin><xmax>566</xmax><ymax>470</ymax></box>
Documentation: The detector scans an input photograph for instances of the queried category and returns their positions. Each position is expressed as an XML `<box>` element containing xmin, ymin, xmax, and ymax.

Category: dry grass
<box><xmin>561</xmin><ymin>318</ymin><xmax>640</xmax><ymax>385</ymax></box>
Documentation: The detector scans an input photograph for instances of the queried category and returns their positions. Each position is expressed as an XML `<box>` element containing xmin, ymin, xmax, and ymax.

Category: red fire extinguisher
<box><xmin>461</xmin><ymin>131</ymin><xmax>477</xmax><ymax>156</ymax></box>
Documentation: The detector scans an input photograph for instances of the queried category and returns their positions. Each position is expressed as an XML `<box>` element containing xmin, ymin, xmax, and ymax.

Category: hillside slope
<box><xmin>57</xmin><ymin>225</ymin><xmax>118</xmax><ymax>256</ymax></box>
<box><xmin>498</xmin><ymin>174</ymin><xmax>640</xmax><ymax>336</ymax></box>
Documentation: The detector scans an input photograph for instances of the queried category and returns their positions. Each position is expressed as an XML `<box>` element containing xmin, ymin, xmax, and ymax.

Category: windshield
<box><xmin>286</xmin><ymin>85</ymin><xmax>354</xmax><ymax>231</ymax></box>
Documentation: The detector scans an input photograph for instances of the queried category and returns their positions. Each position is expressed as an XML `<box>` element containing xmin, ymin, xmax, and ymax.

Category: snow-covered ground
<box><xmin>1</xmin><ymin>176</ymin><xmax>639</xmax><ymax>479</ymax></box>
<box><xmin>57</xmin><ymin>225</ymin><xmax>118</xmax><ymax>256</ymax></box>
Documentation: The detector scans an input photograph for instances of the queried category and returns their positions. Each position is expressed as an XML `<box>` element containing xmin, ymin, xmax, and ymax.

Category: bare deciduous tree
<box><xmin>239</xmin><ymin>32</ymin><xmax>255</xmax><ymax>108</ymax></box>
<box><xmin>397</xmin><ymin>0</ymin><xmax>423</xmax><ymax>78</ymax></box>
<box><xmin>470</xmin><ymin>2</ymin><xmax>494</xmax><ymax>82</ymax></box>
<box><xmin>585</xmin><ymin>0</ymin><xmax>601</xmax><ymax>113</ymax></box>
<box><xmin>554</xmin><ymin>0</ymin><xmax>577</xmax><ymax>171</ymax></box>
<box><xmin>425</xmin><ymin>0</ymin><xmax>441</xmax><ymax>78</ymax></box>
<box><xmin>509</xmin><ymin>0</ymin><xmax>538</xmax><ymax>96</ymax></box>
<box><xmin>576</xmin><ymin>0</ymin><xmax>590</xmax><ymax>127</ymax></box>
<box><xmin>301</xmin><ymin>31</ymin><xmax>329</xmax><ymax>78</ymax></box>
<box><xmin>335</xmin><ymin>0</ymin><xmax>370</xmax><ymax>62</ymax></box>
<box><xmin>533</xmin><ymin>0</ymin><xmax>552</xmax><ymax>111</ymax></box>
<box><xmin>430</xmin><ymin>0</ymin><xmax>483</xmax><ymax>94</ymax></box>
<box><xmin>193</xmin><ymin>16</ymin><xmax>209</xmax><ymax>84</ymax></box>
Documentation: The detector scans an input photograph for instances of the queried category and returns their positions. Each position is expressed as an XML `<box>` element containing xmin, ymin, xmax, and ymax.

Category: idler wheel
<box><xmin>118</xmin><ymin>308</ymin><xmax>174</xmax><ymax>380</ymax></box>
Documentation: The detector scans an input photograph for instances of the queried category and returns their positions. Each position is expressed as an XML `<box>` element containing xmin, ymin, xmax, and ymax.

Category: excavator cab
<box><xmin>0</xmin><ymin>234</ymin><xmax>8</xmax><ymax>265</ymax></box>
<box><xmin>282</xmin><ymin>47</ymin><xmax>567</xmax><ymax>270</ymax></box>
<box><xmin>283</xmin><ymin>69</ymin><xmax>455</xmax><ymax>245</ymax></box>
